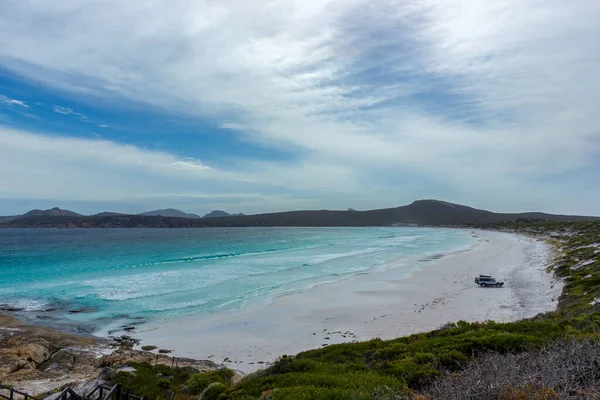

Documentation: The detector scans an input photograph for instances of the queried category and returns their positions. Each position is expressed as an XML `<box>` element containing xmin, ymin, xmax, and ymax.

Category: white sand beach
<box><xmin>135</xmin><ymin>230</ymin><xmax>562</xmax><ymax>373</ymax></box>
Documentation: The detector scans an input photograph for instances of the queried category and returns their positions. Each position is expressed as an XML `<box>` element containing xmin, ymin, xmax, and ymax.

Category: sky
<box><xmin>1</xmin><ymin>0</ymin><xmax>599</xmax><ymax>216</ymax></box>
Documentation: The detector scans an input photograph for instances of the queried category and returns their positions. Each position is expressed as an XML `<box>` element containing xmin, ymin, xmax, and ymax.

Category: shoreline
<box><xmin>134</xmin><ymin>230</ymin><xmax>562</xmax><ymax>373</ymax></box>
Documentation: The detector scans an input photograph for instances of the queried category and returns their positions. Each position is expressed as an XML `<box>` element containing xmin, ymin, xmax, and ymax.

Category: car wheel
<box><xmin>481</xmin><ymin>283</ymin><xmax>486</xmax><ymax>287</ymax></box>
<box><xmin>496</xmin><ymin>283</ymin><xmax>501</xmax><ymax>287</ymax></box>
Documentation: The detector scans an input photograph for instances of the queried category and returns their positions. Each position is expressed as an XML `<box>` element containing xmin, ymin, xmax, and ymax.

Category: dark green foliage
<box><xmin>436</xmin><ymin>350</ymin><xmax>469</xmax><ymax>370</ymax></box>
<box><xmin>111</xmin><ymin>363</ymin><xmax>194</xmax><ymax>400</ymax></box>
<box><xmin>199</xmin><ymin>382</ymin><xmax>228</xmax><ymax>400</ymax></box>
<box><xmin>110</xmin><ymin>363</ymin><xmax>234</xmax><ymax>400</ymax></box>
<box><xmin>185</xmin><ymin>368</ymin><xmax>234</xmax><ymax>394</ymax></box>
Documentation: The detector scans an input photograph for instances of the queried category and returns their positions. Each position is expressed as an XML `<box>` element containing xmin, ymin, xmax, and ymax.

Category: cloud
<box><xmin>52</xmin><ymin>104</ymin><xmax>87</xmax><ymax>119</ymax></box>
<box><xmin>0</xmin><ymin>127</ymin><xmax>368</xmax><ymax>212</ymax></box>
<box><xmin>0</xmin><ymin>1</ymin><xmax>599</xmax><ymax>214</ymax></box>
<box><xmin>3</xmin><ymin>98</ymin><xmax>29</xmax><ymax>108</ymax></box>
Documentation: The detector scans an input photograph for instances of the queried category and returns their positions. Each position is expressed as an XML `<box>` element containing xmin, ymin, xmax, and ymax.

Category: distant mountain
<box><xmin>1</xmin><ymin>200</ymin><xmax>596</xmax><ymax>228</ymax></box>
<box><xmin>23</xmin><ymin>207</ymin><xmax>81</xmax><ymax>217</ymax></box>
<box><xmin>139</xmin><ymin>209</ymin><xmax>201</xmax><ymax>219</ymax></box>
<box><xmin>91</xmin><ymin>212</ymin><xmax>126</xmax><ymax>217</ymax></box>
<box><xmin>202</xmin><ymin>210</ymin><xmax>231</xmax><ymax>218</ymax></box>
<box><xmin>0</xmin><ymin>207</ymin><xmax>80</xmax><ymax>223</ymax></box>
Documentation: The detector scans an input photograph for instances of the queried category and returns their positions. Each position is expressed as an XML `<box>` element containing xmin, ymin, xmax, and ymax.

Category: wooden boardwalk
<box><xmin>0</xmin><ymin>384</ymin><xmax>146</xmax><ymax>400</ymax></box>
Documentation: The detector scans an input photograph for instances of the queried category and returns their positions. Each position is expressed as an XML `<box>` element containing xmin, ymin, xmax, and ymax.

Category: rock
<box><xmin>98</xmin><ymin>367</ymin><xmax>115</xmax><ymax>381</ymax></box>
<box><xmin>141</xmin><ymin>345</ymin><xmax>157</xmax><ymax>351</ymax></box>
<box><xmin>158</xmin><ymin>349</ymin><xmax>172</xmax><ymax>354</ymax></box>
<box><xmin>40</xmin><ymin>348</ymin><xmax>98</xmax><ymax>376</ymax></box>
<box><xmin>104</xmin><ymin>348</ymin><xmax>217</xmax><ymax>371</ymax></box>
<box><xmin>0</xmin><ymin>313</ymin><xmax>220</xmax><ymax>397</ymax></box>
<box><xmin>0</xmin><ymin>305</ymin><xmax>25</xmax><ymax>312</ymax></box>
<box><xmin>18</xmin><ymin>342</ymin><xmax>53</xmax><ymax>365</ymax></box>
<box><xmin>67</xmin><ymin>308</ymin><xmax>95</xmax><ymax>314</ymax></box>
<box><xmin>123</xmin><ymin>327</ymin><xmax>135</xmax><ymax>332</ymax></box>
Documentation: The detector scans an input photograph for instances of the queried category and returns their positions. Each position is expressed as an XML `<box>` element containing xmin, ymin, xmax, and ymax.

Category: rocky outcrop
<box><xmin>0</xmin><ymin>314</ymin><xmax>105</xmax><ymax>394</ymax></box>
<box><xmin>0</xmin><ymin>313</ymin><xmax>219</xmax><ymax>398</ymax></box>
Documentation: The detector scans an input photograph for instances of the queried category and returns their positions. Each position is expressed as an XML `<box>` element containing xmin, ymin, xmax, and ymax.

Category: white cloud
<box><xmin>3</xmin><ymin>99</ymin><xmax>29</xmax><ymax>108</ymax></box>
<box><xmin>0</xmin><ymin>127</ymin><xmax>369</xmax><ymax>213</ymax></box>
<box><xmin>52</xmin><ymin>104</ymin><xmax>87</xmax><ymax>119</ymax></box>
<box><xmin>0</xmin><ymin>0</ymin><xmax>599</xmax><ymax>214</ymax></box>
<box><xmin>52</xmin><ymin>105</ymin><xmax>74</xmax><ymax>115</ymax></box>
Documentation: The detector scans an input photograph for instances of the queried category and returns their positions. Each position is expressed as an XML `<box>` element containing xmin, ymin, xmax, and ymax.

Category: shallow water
<box><xmin>0</xmin><ymin>227</ymin><xmax>474</xmax><ymax>334</ymax></box>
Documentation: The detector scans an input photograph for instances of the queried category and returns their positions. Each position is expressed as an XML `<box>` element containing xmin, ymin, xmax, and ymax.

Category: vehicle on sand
<box><xmin>474</xmin><ymin>275</ymin><xmax>504</xmax><ymax>287</ymax></box>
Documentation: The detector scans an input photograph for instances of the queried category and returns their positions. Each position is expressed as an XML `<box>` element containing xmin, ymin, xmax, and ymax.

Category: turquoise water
<box><xmin>0</xmin><ymin>227</ymin><xmax>474</xmax><ymax>334</ymax></box>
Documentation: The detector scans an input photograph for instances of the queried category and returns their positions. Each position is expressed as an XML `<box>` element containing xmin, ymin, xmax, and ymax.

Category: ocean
<box><xmin>0</xmin><ymin>227</ymin><xmax>474</xmax><ymax>335</ymax></box>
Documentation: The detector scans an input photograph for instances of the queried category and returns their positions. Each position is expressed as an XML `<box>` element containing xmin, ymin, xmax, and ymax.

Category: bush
<box><xmin>422</xmin><ymin>338</ymin><xmax>600</xmax><ymax>399</ymax></box>
<box><xmin>436</xmin><ymin>350</ymin><xmax>469</xmax><ymax>370</ymax></box>
<box><xmin>412</xmin><ymin>352</ymin><xmax>436</xmax><ymax>365</ymax></box>
<box><xmin>265</xmin><ymin>386</ymin><xmax>366</xmax><ymax>400</ymax></box>
<box><xmin>111</xmin><ymin>363</ymin><xmax>193</xmax><ymax>400</ymax></box>
<box><xmin>500</xmin><ymin>384</ymin><xmax>560</xmax><ymax>400</ymax></box>
<box><xmin>186</xmin><ymin>368</ymin><xmax>234</xmax><ymax>394</ymax></box>
<box><xmin>199</xmin><ymin>382</ymin><xmax>228</xmax><ymax>400</ymax></box>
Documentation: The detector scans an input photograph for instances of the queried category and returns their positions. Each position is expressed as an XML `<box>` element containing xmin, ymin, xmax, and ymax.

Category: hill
<box><xmin>22</xmin><ymin>207</ymin><xmax>81</xmax><ymax>217</ymax></box>
<box><xmin>0</xmin><ymin>207</ymin><xmax>81</xmax><ymax>223</ymax></box>
<box><xmin>202</xmin><ymin>210</ymin><xmax>231</xmax><ymax>218</ymax></box>
<box><xmin>90</xmin><ymin>212</ymin><xmax>126</xmax><ymax>217</ymax></box>
<box><xmin>0</xmin><ymin>200</ymin><xmax>596</xmax><ymax>228</ymax></box>
<box><xmin>139</xmin><ymin>208</ymin><xmax>201</xmax><ymax>219</ymax></box>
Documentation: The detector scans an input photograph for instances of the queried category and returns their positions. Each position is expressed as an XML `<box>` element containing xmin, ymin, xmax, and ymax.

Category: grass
<box><xmin>110</xmin><ymin>221</ymin><xmax>600</xmax><ymax>399</ymax></box>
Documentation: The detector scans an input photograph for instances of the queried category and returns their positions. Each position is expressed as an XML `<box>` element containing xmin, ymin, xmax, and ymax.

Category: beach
<box><xmin>135</xmin><ymin>230</ymin><xmax>562</xmax><ymax>373</ymax></box>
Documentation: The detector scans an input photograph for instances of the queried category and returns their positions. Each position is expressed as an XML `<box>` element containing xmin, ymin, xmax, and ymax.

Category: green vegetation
<box><xmin>111</xmin><ymin>221</ymin><xmax>600</xmax><ymax>399</ymax></box>
<box><xmin>185</xmin><ymin>368</ymin><xmax>235</xmax><ymax>395</ymax></box>
<box><xmin>111</xmin><ymin>364</ymin><xmax>235</xmax><ymax>400</ymax></box>
<box><xmin>496</xmin><ymin>221</ymin><xmax>600</xmax><ymax>316</ymax></box>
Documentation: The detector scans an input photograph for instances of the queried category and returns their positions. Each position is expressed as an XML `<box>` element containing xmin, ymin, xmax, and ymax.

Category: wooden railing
<box><xmin>0</xmin><ymin>384</ymin><xmax>146</xmax><ymax>400</ymax></box>
<box><xmin>0</xmin><ymin>385</ymin><xmax>40</xmax><ymax>400</ymax></box>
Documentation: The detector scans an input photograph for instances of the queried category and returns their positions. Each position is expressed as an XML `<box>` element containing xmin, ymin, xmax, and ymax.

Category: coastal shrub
<box><xmin>262</xmin><ymin>385</ymin><xmax>411</xmax><ymax>400</ymax></box>
<box><xmin>199</xmin><ymin>382</ymin><xmax>228</xmax><ymax>400</ymax></box>
<box><xmin>186</xmin><ymin>368</ymin><xmax>235</xmax><ymax>394</ymax></box>
<box><xmin>386</xmin><ymin>358</ymin><xmax>441</xmax><ymax>388</ymax></box>
<box><xmin>234</xmin><ymin>369</ymin><xmax>404</xmax><ymax>399</ymax></box>
<box><xmin>412</xmin><ymin>353</ymin><xmax>435</xmax><ymax>365</ymax></box>
<box><xmin>111</xmin><ymin>362</ymin><xmax>194</xmax><ymax>400</ymax></box>
<box><xmin>421</xmin><ymin>338</ymin><xmax>600</xmax><ymax>399</ymax></box>
<box><xmin>264</xmin><ymin>386</ymin><xmax>353</xmax><ymax>400</ymax></box>
<box><xmin>436</xmin><ymin>350</ymin><xmax>469</xmax><ymax>370</ymax></box>
<box><xmin>499</xmin><ymin>385</ymin><xmax>560</xmax><ymax>400</ymax></box>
